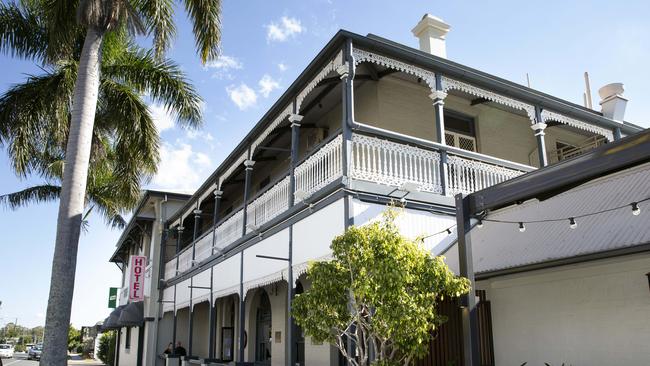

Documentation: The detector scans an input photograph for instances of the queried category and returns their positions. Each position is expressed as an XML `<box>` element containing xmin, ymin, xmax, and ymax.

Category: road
<box><xmin>1</xmin><ymin>353</ymin><xmax>104</xmax><ymax>366</ymax></box>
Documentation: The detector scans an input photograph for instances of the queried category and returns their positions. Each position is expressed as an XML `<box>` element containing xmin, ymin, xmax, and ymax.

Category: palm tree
<box><xmin>1</xmin><ymin>0</ymin><xmax>220</xmax><ymax>363</ymax></box>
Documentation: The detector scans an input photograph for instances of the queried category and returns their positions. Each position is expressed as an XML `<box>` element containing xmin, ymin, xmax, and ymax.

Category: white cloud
<box><xmin>149</xmin><ymin>104</ymin><xmax>175</xmax><ymax>132</ymax></box>
<box><xmin>227</xmin><ymin>83</ymin><xmax>257</xmax><ymax>110</ymax></box>
<box><xmin>266</xmin><ymin>16</ymin><xmax>304</xmax><ymax>42</ymax></box>
<box><xmin>152</xmin><ymin>142</ymin><xmax>212</xmax><ymax>191</ymax></box>
<box><xmin>278</xmin><ymin>63</ymin><xmax>288</xmax><ymax>72</ymax></box>
<box><xmin>186</xmin><ymin>130</ymin><xmax>214</xmax><ymax>142</ymax></box>
<box><xmin>258</xmin><ymin>74</ymin><xmax>280</xmax><ymax>98</ymax></box>
<box><xmin>205</xmin><ymin>55</ymin><xmax>243</xmax><ymax>79</ymax></box>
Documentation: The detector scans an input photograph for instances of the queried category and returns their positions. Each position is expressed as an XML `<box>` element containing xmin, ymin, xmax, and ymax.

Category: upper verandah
<box><xmin>164</xmin><ymin>28</ymin><xmax>644</xmax><ymax>229</ymax></box>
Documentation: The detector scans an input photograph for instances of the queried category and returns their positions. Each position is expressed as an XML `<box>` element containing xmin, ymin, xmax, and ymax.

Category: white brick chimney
<box><xmin>598</xmin><ymin>83</ymin><xmax>628</xmax><ymax>122</ymax></box>
<box><xmin>411</xmin><ymin>14</ymin><xmax>450</xmax><ymax>58</ymax></box>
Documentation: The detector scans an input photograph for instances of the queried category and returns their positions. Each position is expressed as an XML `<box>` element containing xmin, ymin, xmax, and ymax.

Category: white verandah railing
<box><xmin>446</xmin><ymin>154</ymin><xmax>524</xmax><ymax>195</ymax></box>
<box><xmin>163</xmin><ymin>131</ymin><xmax>530</xmax><ymax>280</ymax></box>
<box><xmin>350</xmin><ymin>134</ymin><xmax>443</xmax><ymax>194</ymax></box>
<box><xmin>349</xmin><ymin>133</ymin><xmax>528</xmax><ymax>195</ymax></box>
<box><xmin>246</xmin><ymin>175</ymin><xmax>290</xmax><ymax>232</ymax></box>
<box><xmin>294</xmin><ymin>134</ymin><xmax>343</xmax><ymax>202</ymax></box>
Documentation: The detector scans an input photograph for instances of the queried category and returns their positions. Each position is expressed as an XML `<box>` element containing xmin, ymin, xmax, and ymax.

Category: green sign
<box><xmin>108</xmin><ymin>287</ymin><xmax>118</xmax><ymax>308</ymax></box>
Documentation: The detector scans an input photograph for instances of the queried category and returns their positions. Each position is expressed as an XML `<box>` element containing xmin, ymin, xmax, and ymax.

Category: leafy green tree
<box><xmin>292</xmin><ymin>210</ymin><xmax>471</xmax><ymax>366</ymax></box>
<box><xmin>1</xmin><ymin>0</ymin><xmax>219</xmax><ymax>362</ymax></box>
<box><xmin>97</xmin><ymin>331</ymin><xmax>116</xmax><ymax>366</ymax></box>
<box><xmin>68</xmin><ymin>325</ymin><xmax>81</xmax><ymax>352</ymax></box>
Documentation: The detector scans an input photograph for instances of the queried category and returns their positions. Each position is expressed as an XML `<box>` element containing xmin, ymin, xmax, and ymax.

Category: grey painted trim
<box><xmin>476</xmin><ymin>243</ymin><xmax>650</xmax><ymax>280</ymax></box>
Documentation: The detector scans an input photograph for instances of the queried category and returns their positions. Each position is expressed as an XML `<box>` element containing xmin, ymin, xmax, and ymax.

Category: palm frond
<box><xmin>43</xmin><ymin>0</ymin><xmax>81</xmax><ymax>60</ymax></box>
<box><xmin>136</xmin><ymin>0</ymin><xmax>175</xmax><ymax>58</ymax></box>
<box><xmin>182</xmin><ymin>0</ymin><xmax>221</xmax><ymax>63</ymax></box>
<box><xmin>99</xmin><ymin>78</ymin><xmax>160</xmax><ymax>177</ymax></box>
<box><xmin>0</xmin><ymin>1</ymin><xmax>48</xmax><ymax>61</ymax></box>
<box><xmin>0</xmin><ymin>65</ymin><xmax>76</xmax><ymax>176</ymax></box>
<box><xmin>0</xmin><ymin>184</ymin><xmax>61</xmax><ymax>210</ymax></box>
<box><xmin>102</xmin><ymin>48</ymin><xmax>203</xmax><ymax>128</ymax></box>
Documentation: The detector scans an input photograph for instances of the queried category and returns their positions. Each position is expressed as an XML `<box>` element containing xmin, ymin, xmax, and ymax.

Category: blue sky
<box><xmin>1</xmin><ymin>0</ymin><xmax>649</xmax><ymax>328</ymax></box>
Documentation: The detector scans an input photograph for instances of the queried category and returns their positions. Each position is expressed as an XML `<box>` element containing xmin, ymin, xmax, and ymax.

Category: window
<box><xmin>125</xmin><ymin>327</ymin><xmax>131</xmax><ymax>349</ymax></box>
<box><xmin>444</xmin><ymin>111</ymin><xmax>477</xmax><ymax>152</ymax></box>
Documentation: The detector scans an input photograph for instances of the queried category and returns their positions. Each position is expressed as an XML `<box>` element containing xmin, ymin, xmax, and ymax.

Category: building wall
<box><xmin>191</xmin><ymin>301</ymin><xmax>211</xmax><ymax>358</ymax></box>
<box><xmin>477</xmin><ymin>253</ymin><xmax>650</xmax><ymax>366</ymax></box>
<box><xmin>157</xmin><ymin>311</ymin><xmax>174</xmax><ymax>366</ymax></box>
<box><xmin>353</xmin><ymin>75</ymin><xmax>597</xmax><ymax>167</ymax></box>
<box><xmin>117</xmin><ymin>326</ymin><xmax>139</xmax><ymax>366</ymax></box>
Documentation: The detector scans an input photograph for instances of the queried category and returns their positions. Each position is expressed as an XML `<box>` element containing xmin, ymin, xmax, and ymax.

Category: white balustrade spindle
<box><xmin>215</xmin><ymin>209</ymin><xmax>244</xmax><ymax>250</ymax></box>
<box><xmin>193</xmin><ymin>232</ymin><xmax>214</xmax><ymax>264</ymax></box>
<box><xmin>164</xmin><ymin>259</ymin><xmax>176</xmax><ymax>280</ymax></box>
<box><xmin>350</xmin><ymin>134</ymin><xmax>443</xmax><ymax>194</ymax></box>
<box><xmin>247</xmin><ymin>176</ymin><xmax>290</xmax><ymax>230</ymax></box>
<box><xmin>294</xmin><ymin>135</ymin><xmax>343</xmax><ymax>202</ymax></box>
<box><xmin>446</xmin><ymin>155</ymin><xmax>524</xmax><ymax>195</ymax></box>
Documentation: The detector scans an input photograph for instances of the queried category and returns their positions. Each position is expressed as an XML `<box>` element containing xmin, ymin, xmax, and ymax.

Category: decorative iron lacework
<box><xmin>296</xmin><ymin>50</ymin><xmax>344</xmax><ymax>111</ymax></box>
<box><xmin>352</xmin><ymin>48</ymin><xmax>437</xmax><ymax>91</ymax></box>
<box><xmin>441</xmin><ymin>76</ymin><xmax>536</xmax><ymax>121</ymax></box>
<box><xmin>445</xmin><ymin>154</ymin><xmax>525</xmax><ymax>196</ymax></box>
<box><xmin>350</xmin><ymin>134</ymin><xmax>443</xmax><ymax>194</ymax></box>
<box><xmin>251</xmin><ymin>104</ymin><xmax>292</xmax><ymax>153</ymax></box>
<box><xmin>218</xmin><ymin>152</ymin><xmax>248</xmax><ymax>188</ymax></box>
<box><xmin>293</xmin><ymin>254</ymin><xmax>333</xmax><ymax>277</ymax></box>
<box><xmin>212</xmin><ymin>284</ymin><xmax>239</xmax><ymax>300</ymax></box>
<box><xmin>243</xmin><ymin>271</ymin><xmax>285</xmax><ymax>296</ymax></box>
<box><xmin>540</xmin><ymin>110</ymin><xmax>614</xmax><ymax>141</ymax></box>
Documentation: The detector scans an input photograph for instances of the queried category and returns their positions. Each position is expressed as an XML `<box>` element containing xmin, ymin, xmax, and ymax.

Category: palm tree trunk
<box><xmin>41</xmin><ymin>28</ymin><xmax>104</xmax><ymax>366</ymax></box>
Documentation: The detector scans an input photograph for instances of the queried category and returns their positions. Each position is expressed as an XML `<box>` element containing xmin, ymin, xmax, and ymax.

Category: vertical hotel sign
<box><xmin>129</xmin><ymin>255</ymin><xmax>147</xmax><ymax>302</ymax></box>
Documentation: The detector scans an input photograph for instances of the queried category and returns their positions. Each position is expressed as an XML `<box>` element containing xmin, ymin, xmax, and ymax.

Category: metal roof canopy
<box><xmin>466</xmin><ymin>128</ymin><xmax>650</xmax><ymax>215</ymax></box>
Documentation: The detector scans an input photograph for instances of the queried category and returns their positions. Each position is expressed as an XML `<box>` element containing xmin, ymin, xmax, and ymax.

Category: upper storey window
<box><xmin>444</xmin><ymin>111</ymin><xmax>476</xmax><ymax>152</ymax></box>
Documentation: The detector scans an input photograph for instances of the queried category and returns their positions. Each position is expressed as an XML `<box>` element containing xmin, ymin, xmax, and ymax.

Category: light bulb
<box><xmin>477</xmin><ymin>220</ymin><xmax>483</xmax><ymax>229</ymax></box>
<box><xmin>632</xmin><ymin>202</ymin><xmax>641</xmax><ymax>216</ymax></box>
<box><xmin>569</xmin><ymin>217</ymin><xmax>577</xmax><ymax>229</ymax></box>
<box><xmin>518</xmin><ymin>222</ymin><xmax>526</xmax><ymax>232</ymax></box>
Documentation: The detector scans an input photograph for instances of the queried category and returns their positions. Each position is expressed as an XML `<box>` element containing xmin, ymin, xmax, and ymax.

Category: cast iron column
<box><xmin>208</xmin><ymin>189</ymin><xmax>222</xmax><ymax>359</ymax></box>
<box><xmin>287</xmin><ymin>111</ymin><xmax>302</xmax><ymax>366</ymax></box>
<box><xmin>533</xmin><ymin>106</ymin><xmax>549</xmax><ymax>167</ymax></box>
<box><xmin>339</xmin><ymin>39</ymin><xmax>355</xmax><ymax>180</ymax></box>
<box><xmin>455</xmin><ymin>194</ymin><xmax>480</xmax><ymax>366</ymax></box>
<box><xmin>187</xmin><ymin>209</ymin><xmax>202</xmax><ymax>357</ymax></box>
<box><xmin>432</xmin><ymin>73</ymin><xmax>449</xmax><ymax>195</ymax></box>
<box><xmin>239</xmin><ymin>158</ymin><xmax>254</xmax><ymax>362</ymax></box>
<box><xmin>172</xmin><ymin>225</ymin><xmax>183</xmax><ymax>354</ymax></box>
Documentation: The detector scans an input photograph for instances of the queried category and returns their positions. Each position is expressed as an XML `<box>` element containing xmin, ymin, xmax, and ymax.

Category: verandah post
<box><xmin>455</xmin><ymin>194</ymin><xmax>480</xmax><ymax>366</ymax></box>
<box><xmin>432</xmin><ymin>73</ymin><xmax>449</xmax><ymax>195</ymax></box>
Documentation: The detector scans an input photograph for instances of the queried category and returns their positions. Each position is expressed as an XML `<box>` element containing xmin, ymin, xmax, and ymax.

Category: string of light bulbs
<box><xmin>418</xmin><ymin>196</ymin><xmax>647</xmax><ymax>239</ymax></box>
<box><xmin>475</xmin><ymin>197</ymin><xmax>648</xmax><ymax>233</ymax></box>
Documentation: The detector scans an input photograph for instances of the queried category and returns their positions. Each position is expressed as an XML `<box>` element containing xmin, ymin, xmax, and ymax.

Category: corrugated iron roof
<box><xmin>469</xmin><ymin>161</ymin><xmax>650</xmax><ymax>274</ymax></box>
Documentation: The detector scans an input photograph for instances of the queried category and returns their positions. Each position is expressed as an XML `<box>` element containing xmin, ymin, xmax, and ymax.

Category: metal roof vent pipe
<box><xmin>598</xmin><ymin>82</ymin><xmax>628</xmax><ymax>122</ymax></box>
<box><xmin>412</xmin><ymin>14</ymin><xmax>450</xmax><ymax>58</ymax></box>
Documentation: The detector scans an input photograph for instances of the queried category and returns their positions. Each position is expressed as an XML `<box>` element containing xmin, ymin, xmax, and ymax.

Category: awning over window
<box><xmin>118</xmin><ymin>301</ymin><xmax>144</xmax><ymax>327</ymax></box>
<box><xmin>102</xmin><ymin>305</ymin><xmax>126</xmax><ymax>331</ymax></box>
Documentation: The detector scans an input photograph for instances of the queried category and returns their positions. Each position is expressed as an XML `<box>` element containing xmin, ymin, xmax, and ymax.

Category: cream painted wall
<box><xmin>353</xmin><ymin>75</ymin><xmax>597</xmax><ymax>166</ymax></box>
<box><xmin>477</xmin><ymin>253</ymin><xmax>650</xmax><ymax>366</ymax></box>
<box><xmin>117</xmin><ymin>326</ymin><xmax>139</xmax><ymax>366</ymax></box>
